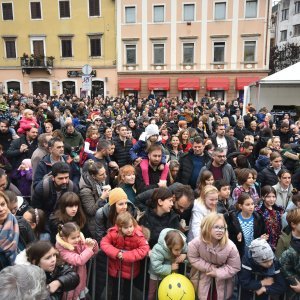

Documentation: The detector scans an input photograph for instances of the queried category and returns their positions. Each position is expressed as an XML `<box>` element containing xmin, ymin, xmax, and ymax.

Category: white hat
<box><xmin>145</xmin><ymin>124</ymin><xmax>159</xmax><ymax>140</ymax></box>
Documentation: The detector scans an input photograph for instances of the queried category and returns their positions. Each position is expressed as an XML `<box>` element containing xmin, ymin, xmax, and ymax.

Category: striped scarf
<box><xmin>0</xmin><ymin>213</ymin><xmax>19</xmax><ymax>265</ymax></box>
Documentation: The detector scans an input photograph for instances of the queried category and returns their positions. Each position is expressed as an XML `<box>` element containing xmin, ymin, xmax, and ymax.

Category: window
<box><xmin>153</xmin><ymin>5</ymin><xmax>164</xmax><ymax>22</ymax></box>
<box><xmin>61</xmin><ymin>39</ymin><xmax>72</xmax><ymax>57</ymax></box>
<box><xmin>215</xmin><ymin>2</ymin><xmax>226</xmax><ymax>20</ymax></box>
<box><xmin>294</xmin><ymin>24</ymin><xmax>300</xmax><ymax>36</ymax></box>
<box><xmin>5</xmin><ymin>40</ymin><xmax>16</xmax><ymax>58</ymax></box>
<box><xmin>126</xmin><ymin>44</ymin><xmax>136</xmax><ymax>64</ymax></box>
<box><xmin>30</xmin><ymin>2</ymin><xmax>42</xmax><ymax>19</ymax></box>
<box><xmin>183</xmin><ymin>4</ymin><xmax>195</xmax><ymax>21</ymax></box>
<box><xmin>213</xmin><ymin>42</ymin><xmax>225</xmax><ymax>62</ymax></box>
<box><xmin>153</xmin><ymin>44</ymin><xmax>164</xmax><ymax>64</ymax></box>
<box><xmin>280</xmin><ymin>30</ymin><xmax>287</xmax><ymax>41</ymax></box>
<box><xmin>59</xmin><ymin>1</ymin><xmax>70</xmax><ymax>18</ymax></box>
<box><xmin>245</xmin><ymin>0</ymin><xmax>257</xmax><ymax>18</ymax></box>
<box><xmin>90</xmin><ymin>37</ymin><xmax>101</xmax><ymax>56</ymax></box>
<box><xmin>281</xmin><ymin>9</ymin><xmax>289</xmax><ymax>20</ymax></box>
<box><xmin>2</xmin><ymin>3</ymin><xmax>13</xmax><ymax>20</ymax></box>
<box><xmin>183</xmin><ymin>43</ymin><xmax>194</xmax><ymax>64</ymax></box>
<box><xmin>244</xmin><ymin>41</ymin><xmax>256</xmax><ymax>61</ymax></box>
<box><xmin>295</xmin><ymin>1</ymin><xmax>300</xmax><ymax>14</ymax></box>
<box><xmin>89</xmin><ymin>0</ymin><xmax>100</xmax><ymax>17</ymax></box>
<box><xmin>125</xmin><ymin>6</ymin><xmax>136</xmax><ymax>23</ymax></box>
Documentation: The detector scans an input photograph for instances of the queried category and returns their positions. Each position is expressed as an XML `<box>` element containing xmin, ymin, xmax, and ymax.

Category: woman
<box><xmin>139</xmin><ymin>187</ymin><xmax>180</xmax><ymax>248</ymax></box>
<box><xmin>178</xmin><ymin>129</ymin><xmax>192</xmax><ymax>153</ymax></box>
<box><xmin>196</xmin><ymin>120</ymin><xmax>209</xmax><ymax>140</ymax></box>
<box><xmin>103</xmin><ymin>127</ymin><xmax>113</xmax><ymax>141</ymax></box>
<box><xmin>267</xmin><ymin>136</ymin><xmax>282</xmax><ymax>152</ymax></box>
<box><xmin>118</xmin><ymin>165</ymin><xmax>137</xmax><ymax>204</ymax></box>
<box><xmin>167</xmin><ymin>135</ymin><xmax>183</xmax><ymax>161</ymax></box>
<box><xmin>160</xmin><ymin>124</ymin><xmax>170</xmax><ymax>145</ymax></box>
<box><xmin>79</xmin><ymin>161</ymin><xmax>110</xmax><ymax>238</ymax></box>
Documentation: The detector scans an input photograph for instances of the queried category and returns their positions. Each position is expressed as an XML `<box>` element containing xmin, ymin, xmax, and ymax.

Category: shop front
<box><xmin>206</xmin><ymin>77</ymin><xmax>230</xmax><ymax>100</ymax></box>
<box><xmin>177</xmin><ymin>77</ymin><xmax>200</xmax><ymax>100</ymax></box>
<box><xmin>119</xmin><ymin>78</ymin><xmax>141</xmax><ymax>98</ymax></box>
<box><xmin>148</xmin><ymin>78</ymin><xmax>170</xmax><ymax>98</ymax></box>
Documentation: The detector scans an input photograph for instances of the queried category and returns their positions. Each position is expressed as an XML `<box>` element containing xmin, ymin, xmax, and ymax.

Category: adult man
<box><xmin>0</xmin><ymin>168</ymin><xmax>21</xmax><ymax>195</ymax></box>
<box><xmin>135</xmin><ymin>144</ymin><xmax>168</xmax><ymax>194</ymax></box>
<box><xmin>32</xmin><ymin>162</ymin><xmax>78</xmax><ymax>217</ymax></box>
<box><xmin>197</xmin><ymin>147</ymin><xmax>237</xmax><ymax>188</ymax></box>
<box><xmin>227</xmin><ymin>141</ymin><xmax>255</xmax><ymax>168</ymax></box>
<box><xmin>0</xmin><ymin>120</ymin><xmax>13</xmax><ymax>153</ymax></box>
<box><xmin>176</xmin><ymin>136</ymin><xmax>210</xmax><ymax>189</ymax></box>
<box><xmin>211</xmin><ymin>123</ymin><xmax>236</xmax><ymax>155</ymax></box>
<box><xmin>31</xmin><ymin>133</ymin><xmax>52</xmax><ymax>177</ymax></box>
<box><xmin>6</xmin><ymin>126</ymin><xmax>38</xmax><ymax>172</ymax></box>
<box><xmin>273</xmin><ymin>123</ymin><xmax>292</xmax><ymax>146</ymax></box>
<box><xmin>234</xmin><ymin>119</ymin><xmax>247</xmax><ymax>142</ymax></box>
<box><xmin>61</xmin><ymin>123</ymin><xmax>84</xmax><ymax>154</ymax></box>
<box><xmin>112</xmin><ymin>125</ymin><xmax>133</xmax><ymax>168</ymax></box>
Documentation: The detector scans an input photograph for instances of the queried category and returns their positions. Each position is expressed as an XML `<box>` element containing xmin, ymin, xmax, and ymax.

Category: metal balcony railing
<box><xmin>20</xmin><ymin>56</ymin><xmax>54</xmax><ymax>68</ymax></box>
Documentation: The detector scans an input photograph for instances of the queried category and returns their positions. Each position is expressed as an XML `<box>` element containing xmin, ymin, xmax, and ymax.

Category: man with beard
<box><xmin>0</xmin><ymin>120</ymin><xmax>14</xmax><ymax>153</ymax></box>
<box><xmin>32</xmin><ymin>162</ymin><xmax>78</xmax><ymax>217</ymax></box>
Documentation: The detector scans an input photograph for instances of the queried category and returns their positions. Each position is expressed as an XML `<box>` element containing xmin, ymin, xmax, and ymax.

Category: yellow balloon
<box><xmin>158</xmin><ymin>273</ymin><xmax>195</xmax><ymax>300</ymax></box>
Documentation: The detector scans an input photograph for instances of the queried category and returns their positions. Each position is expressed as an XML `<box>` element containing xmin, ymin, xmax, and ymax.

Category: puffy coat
<box><xmin>79</xmin><ymin>171</ymin><xmax>106</xmax><ymax>238</ymax></box>
<box><xmin>17</xmin><ymin>117</ymin><xmax>39</xmax><ymax>134</ymax></box>
<box><xmin>139</xmin><ymin>208</ymin><xmax>180</xmax><ymax>248</ymax></box>
<box><xmin>239</xmin><ymin>250</ymin><xmax>286</xmax><ymax>300</ymax></box>
<box><xmin>100</xmin><ymin>225</ymin><xmax>149</xmax><ymax>279</ymax></box>
<box><xmin>275</xmin><ymin>226</ymin><xmax>291</xmax><ymax>258</ymax></box>
<box><xmin>61</xmin><ymin>127</ymin><xmax>84</xmax><ymax>151</ymax></box>
<box><xmin>112</xmin><ymin>136</ymin><xmax>133</xmax><ymax>167</ymax></box>
<box><xmin>149</xmin><ymin>228</ymin><xmax>187</xmax><ymax>277</ymax></box>
<box><xmin>257</xmin><ymin>166</ymin><xmax>280</xmax><ymax>188</ymax></box>
<box><xmin>188</xmin><ymin>237</ymin><xmax>241</xmax><ymax>300</ymax></box>
<box><xmin>56</xmin><ymin>233</ymin><xmax>98</xmax><ymax>300</ymax></box>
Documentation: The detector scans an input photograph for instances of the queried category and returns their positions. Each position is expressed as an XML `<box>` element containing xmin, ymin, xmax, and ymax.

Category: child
<box><xmin>195</xmin><ymin>170</ymin><xmax>214</xmax><ymax>198</ymax></box>
<box><xmin>215</xmin><ymin>179</ymin><xmax>234</xmax><ymax>215</ymax></box>
<box><xmin>188</xmin><ymin>213</ymin><xmax>241</xmax><ymax>300</ymax></box>
<box><xmin>56</xmin><ymin>222</ymin><xmax>98</xmax><ymax>300</ymax></box>
<box><xmin>239</xmin><ymin>238</ymin><xmax>286</xmax><ymax>300</ymax></box>
<box><xmin>148</xmin><ymin>228</ymin><xmax>187</xmax><ymax>300</ymax></box>
<box><xmin>23</xmin><ymin>208</ymin><xmax>50</xmax><ymax>241</ymax></box>
<box><xmin>255</xmin><ymin>185</ymin><xmax>284</xmax><ymax>251</ymax></box>
<box><xmin>17</xmin><ymin>109</ymin><xmax>39</xmax><ymax>135</ymax></box>
<box><xmin>79</xmin><ymin>125</ymin><xmax>100</xmax><ymax>166</ymax></box>
<box><xmin>255</xmin><ymin>147</ymin><xmax>271</xmax><ymax>172</ymax></box>
<box><xmin>279</xmin><ymin>209</ymin><xmax>300</xmax><ymax>298</ymax></box>
<box><xmin>129</xmin><ymin>124</ymin><xmax>169</xmax><ymax>187</ymax></box>
<box><xmin>227</xmin><ymin>193</ymin><xmax>268</xmax><ymax>258</ymax></box>
<box><xmin>11</xmin><ymin>159</ymin><xmax>32</xmax><ymax>197</ymax></box>
<box><xmin>100</xmin><ymin>212</ymin><xmax>149</xmax><ymax>300</ymax></box>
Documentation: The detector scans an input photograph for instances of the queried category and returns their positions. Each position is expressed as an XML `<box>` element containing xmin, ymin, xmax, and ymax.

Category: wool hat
<box><xmin>249</xmin><ymin>238</ymin><xmax>274</xmax><ymax>263</ymax></box>
<box><xmin>145</xmin><ymin>124</ymin><xmax>159</xmax><ymax>140</ymax></box>
<box><xmin>109</xmin><ymin>188</ymin><xmax>128</xmax><ymax>206</ymax></box>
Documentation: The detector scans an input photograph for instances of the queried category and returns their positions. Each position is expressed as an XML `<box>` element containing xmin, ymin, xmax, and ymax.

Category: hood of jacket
<box><xmin>56</xmin><ymin>232</ymin><xmax>86</xmax><ymax>251</ymax></box>
<box><xmin>157</xmin><ymin>228</ymin><xmax>187</xmax><ymax>253</ymax></box>
<box><xmin>79</xmin><ymin>171</ymin><xmax>98</xmax><ymax>191</ymax></box>
<box><xmin>15</xmin><ymin>249</ymin><xmax>31</xmax><ymax>265</ymax></box>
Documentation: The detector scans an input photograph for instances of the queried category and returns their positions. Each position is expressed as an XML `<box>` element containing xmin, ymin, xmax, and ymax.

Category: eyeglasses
<box><xmin>212</xmin><ymin>226</ymin><xmax>227</xmax><ymax>232</ymax></box>
<box><xmin>216</xmin><ymin>155</ymin><xmax>226</xmax><ymax>158</ymax></box>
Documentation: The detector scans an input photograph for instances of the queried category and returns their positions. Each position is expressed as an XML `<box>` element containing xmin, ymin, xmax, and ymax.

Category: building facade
<box><xmin>275</xmin><ymin>0</ymin><xmax>300</xmax><ymax>45</ymax></box>
<box><xmin>0</xmin><ymin>0</ymin><xmax>117</xmax><ymax>97</ymax></box>
<box><xmin>117</xmin><ymin>0</ymin><xmax>272</xmax><ymax>101</ymax></box>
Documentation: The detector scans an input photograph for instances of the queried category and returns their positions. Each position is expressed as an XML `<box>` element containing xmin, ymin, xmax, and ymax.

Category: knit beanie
<box><xmin>145</xmin><ymin>124</ymin><xmax>159</xmax><ymax>140</ymax></box>
<box><xmin>249</xmin><ymin>238</ymin><xmax>274</xmax><ymax>263</ymax></box>
<box><xmin>21</xmin><ymin>159</ymin><xmax>32</xmax><ymax>169</ymax></box>
<box><xmin>109</xmin><ymin>188</ymin><xmax>128</xmax><ymax>206</ymax></box>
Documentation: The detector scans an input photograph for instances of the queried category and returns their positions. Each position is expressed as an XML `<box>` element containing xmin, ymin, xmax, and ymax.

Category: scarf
<box><xmin>0</xmin><ymin>213</ymin><xmax>19</xmax><ymax>265</ymax></box>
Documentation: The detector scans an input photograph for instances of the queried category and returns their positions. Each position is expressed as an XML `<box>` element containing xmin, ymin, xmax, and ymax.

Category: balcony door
<box><xmin>33</xmin><ymin>40</ymin><xmax>44</xmax><ymax>57</ymax></box>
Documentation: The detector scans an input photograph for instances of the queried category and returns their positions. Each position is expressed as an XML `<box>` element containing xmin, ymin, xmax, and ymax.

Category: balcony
<box><xmin>21</xmin><ymin>55</ymin><xmax>54</xmax><ymax>74</ymax></box>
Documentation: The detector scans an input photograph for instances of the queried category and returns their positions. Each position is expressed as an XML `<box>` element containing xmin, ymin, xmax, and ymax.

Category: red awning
<box><xmin>118</xmin><ymin>78</ymin><xmax>141</xmax><ymax>91</ymax></box>
<box><xmin>148</xmin><ymin>78</ymin><xmax>170</xmax><ymax>90</ymax></box>
<box><xmin>206</xmin><ymin>78</ymin><xmax>230</xmax><ymax>90</ymax></box>
<box><xmin>178</xmin><ymin>78</ymin><xmax>200</xmax><ymax>90</ymax></box>
<box><xmin>236</xmin><ymin>77</ymin><xmax>260</xmax><ymax>90</ymax></box>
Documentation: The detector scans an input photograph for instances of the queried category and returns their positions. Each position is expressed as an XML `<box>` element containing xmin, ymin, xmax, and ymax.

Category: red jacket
<box><xmin>100</xmin><ymin>225</ymin><xmax>149</xmax><ymax>279</ymax></box>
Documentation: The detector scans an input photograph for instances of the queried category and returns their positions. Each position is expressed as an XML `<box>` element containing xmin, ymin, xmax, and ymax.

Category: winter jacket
<box><xmin>0</xmin><ymin>130</ymin><xmax>13</xmax><ymax>153</ymax></box>
<box><xmin>188</xmin><ymin>200</ymin><xmax>212</xmax><ymax>242</ymax></box>
<box><xmin>168</xmin><ymin>148</ymin><xmax>183</xmax><ymax>162</ymax></box>
<box><xmin>100</xmin><ymin>225</ymin><xmax>149</xmax><ymax>279</ymax></box>
<box><xmin>176</xmin><ymin>150</ymin><xmax>210</xmax><ymax>186</ymax></box>
<box><xmin>257</xmin><ymin>166</ymin><xmax>280</xmax><ymax>188</ymax></box>
<box><xmin>0</xmin><ymin>154</ymin><xmax>12</xmax><ymax>173</ymax></box>
<box><xmin>6</xmin><ymin>135</ymin><xmax>38</xmax><ymax>170</ymax></box>
<box><xmin>94</xmin><ymin>201</ymin><xmax>137</xmax><ymax>243</ymax></box>
<box><xmin>61</xmin><ymin>127</ymin><xmax>84</xmax><ymax>151</ymax></box>
<box><xmin>275</xmin><ymin>226</ymin><xmax>292</xmax><ymax>258</ymax></box>
<box><xmin>239</xmin><ymin>250</ymin><xmax>286</xmax><ymax>300</ymax></box>
<box><xmin>56</xmin><ymin>233</ymin><xmax>98</xmax><ymax>300</ymax></box>
<box><xmin>255</xmin><ymin>155</ymin><xmax>270</xmax><ymax>172</ymax></box>
<box><xmin>31</xmin><ymin>146</ymin><xmax>48</xmax><ymax>177</ymax></box>
<box><xmin>10</xmin><ymin>168</ymin><xmax>32</xmax><ymax>197</ymax></box>
<box><xmin>112</xmin><ymin>136</ymin><xmax>133</xmax><ymax>167</ymax></box>
<box><xmin>149</xmin><ymin>228</ymin><xmax>187</xmax><ymax>277</ymax></box>
<box><xmin>226</xmin><ymin>210</ymin><xmax>267</xmax><ymax>258</ymax></box>
<box><xmin>211</xmin><ymin>134</ymin><xmax>236</xmax><ymax>154</ymax></box>
<box><xmin>138</xmin><ymin>208</ymin><xmax>180</xmax><ymax>248</ymax></box>
<box><xmin>119</xmin><ymin>183</ymin><xmax>137</xmax><ymax>204</ymax></box>
<box><xmin>4</xmin><ymin>178</ymin><xmax>21</xmax><ymax>196</ymax></box>
<box><xmin>17</xmin><ymin>117</ymin><xmax>39</xmax><ymax>134</ymax></box>
<box><xmin>188</xmin><ymin>237</ymin><xmax>241</xmax><ymax>300</ymax></box>
<box><xmin>79</xmin><ymin>172</ymin><xmax>106</xmax><ymax>238</ymax></box>
<box><xmin>272</xmin><ymin>182</ymin><xmax>294</xmax><ymax>209</ymax></box>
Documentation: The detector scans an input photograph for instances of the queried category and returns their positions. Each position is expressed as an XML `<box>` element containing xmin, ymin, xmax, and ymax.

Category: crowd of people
<box><xmin>0</xmin><ymin>92</ymin><xmax>300</xmax><ymax>299</ymax></box>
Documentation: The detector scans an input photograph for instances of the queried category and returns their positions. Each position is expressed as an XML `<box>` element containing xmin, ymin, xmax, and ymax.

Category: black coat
<box><xmin>257</xmin><ymin>166</ymin><xmax>280</xmax><ymax>188</ymax></box>
<box><xmin>112</xmin><ymin>136</ymin><xmax>133</xmax><ymax>168</ymax></box>
<box><xmin>0</xmin><ymin>130</ymin><xmax>13</xmax><ymax>153</ymax></box>
<box><xmin>211</xmin><ymin>134</ymin><xmax>236</xmax><ymax>154</ymax></box>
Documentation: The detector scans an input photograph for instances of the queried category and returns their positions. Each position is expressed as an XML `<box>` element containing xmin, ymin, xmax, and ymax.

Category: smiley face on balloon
<box><xmin>158</xmin><ymin>273</ymin><xmax>195</xmax><ymax>300</ymax></box>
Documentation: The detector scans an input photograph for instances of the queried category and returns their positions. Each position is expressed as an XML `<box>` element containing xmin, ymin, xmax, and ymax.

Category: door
<box><xmin>92</xmin><ymin>80</ymin><xmax>104</xmax><ymax>98</ymax></box>
<box><xmin>33</xmin><ymin>40</ymin><xmax>44</xmax><ymax>57</ymax></box>
<box><xmin>7</xmin><ymin>81</ymin><xmax>21</xmax><ymax>94</ymax></box>
<box><xmin>62</xmin><ymin>81</ymin><xmax>76</xmax><ymax>95</ymax></box>
<box><xmin>181</xmin><ymin>90</ymin><xmax>196</xmax><ymax>101</ymax></box>
<box><xmin>32</xmin><ymin>81</ymin><xmax>50</xmax><ymax>96</ymax></box>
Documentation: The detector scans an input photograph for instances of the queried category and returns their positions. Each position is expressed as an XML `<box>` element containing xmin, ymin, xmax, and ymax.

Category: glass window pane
<box><xmin>244</xmin><ymin>41</ymin><xmax>256</xmax><ymax>61</ymax></box>
<box><xmin>154</xmin><ymin>44</ymin><xmax>164</xmax><ymax>64</ymax></box>
<box><xmin>154</xmin><ymin>5</ymin><xmax>164</xmax><ymax>22</ymax></box>
<box><xmin>125</xmin><ymin>7</ymin><xmax>135</xmax><ymax>23</ymax></box>
<box><xmin>183</xmin><ymin>43</ymin><xmax>194</xmax><ymax>63</ymax></box>
<box><xmin>245</xmin><ymin>0</ymin><xmax>257</xmax><ymax>18</ymax></box>
<box><xmin>214</xmin><ymin>42</ymin><xmax>225</xmax><ymax>62</ymax></box>
<box><xmin>215</xmin><ymin>2</ymin><xmax>226</xmax><ymax>20</ymax></box>
<box><xmin>184</xmin><ymin>4</ymin><xmax>194</xmax><ymax>21</ymax></box>
<box><xmin>126</xmin><ymin>45</ymin><xmax>136</xmax><ymax>64</ymax></box>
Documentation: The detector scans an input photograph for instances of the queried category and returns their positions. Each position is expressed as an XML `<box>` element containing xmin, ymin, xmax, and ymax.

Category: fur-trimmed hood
<box><xmin>56</xmin><ymin>232</ymin><xmax>86</xmax><ymax>251</ymax></box>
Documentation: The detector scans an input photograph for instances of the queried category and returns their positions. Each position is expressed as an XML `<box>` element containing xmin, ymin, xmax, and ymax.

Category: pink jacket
<box><xmin>56</xmin><ymin>233</ymin><xmax>98</xmax><ymax>300</ymax></box>
<box><xmin>187</xmin><ymin>238</ymin><xmax>241</xmax><ymax>300</ymax></box>
<box><xmin>17</xmin><ymin>117</ymin><xmax>39</xmax><ymax>134</ymax></box>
